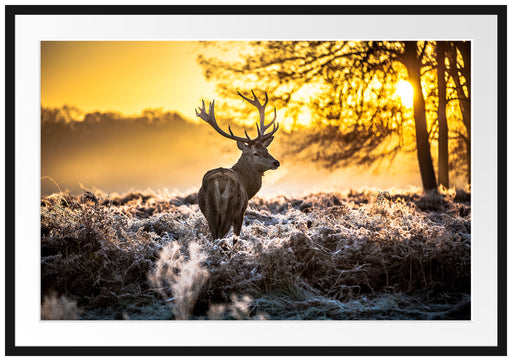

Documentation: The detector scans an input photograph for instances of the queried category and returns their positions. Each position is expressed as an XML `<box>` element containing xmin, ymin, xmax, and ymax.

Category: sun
<box><xmin>395</xmin><ymin>80</ymin><xmax>414</xmax><ymax>108</ymax></box>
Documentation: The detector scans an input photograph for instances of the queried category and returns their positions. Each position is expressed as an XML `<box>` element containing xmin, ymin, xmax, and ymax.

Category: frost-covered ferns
<box><xmin>41</xmin><ymin>188</ymin><xmax>470</xmax><ymax>320</ymax></box>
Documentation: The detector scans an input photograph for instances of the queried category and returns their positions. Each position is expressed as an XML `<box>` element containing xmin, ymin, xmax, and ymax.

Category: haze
<box><xmin>41</xmin><ymin>41</ymin><xmax>428</xmax><ymax>197</ymax></box>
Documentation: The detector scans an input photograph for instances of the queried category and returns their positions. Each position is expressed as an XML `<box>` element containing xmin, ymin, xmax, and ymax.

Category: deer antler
<box><xmin>196</xmin><ymin>90</ymin><xmax>279</xmax><ymax>145</ymax></box>
<box><xmin>195</xmin><ymin>99</ymin><xmax>253</xmax><ymax>143</ymax></box>
<box><xmin>237</xmin><ymin>90</ymin><xmax>279</xmax><ymax>142</ymax></box>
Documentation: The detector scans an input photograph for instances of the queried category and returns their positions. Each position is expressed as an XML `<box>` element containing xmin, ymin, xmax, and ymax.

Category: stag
<box><xmin>196</xmin><ymin>90</ymin><xmax>280</xmax><ymax>240</ymax></box>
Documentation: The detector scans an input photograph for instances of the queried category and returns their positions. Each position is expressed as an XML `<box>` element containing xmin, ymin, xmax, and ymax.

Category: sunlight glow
<box><xmin>395</xmin><ymin>80</ymin><xmax>414</xmax><ymax>108</ymax></box>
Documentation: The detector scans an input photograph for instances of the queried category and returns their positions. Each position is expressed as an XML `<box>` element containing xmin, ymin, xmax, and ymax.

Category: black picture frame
<box><xmin>4</xmin><ymin>4</ymin><xmax>507</xmax><ymax>357</ymax></box>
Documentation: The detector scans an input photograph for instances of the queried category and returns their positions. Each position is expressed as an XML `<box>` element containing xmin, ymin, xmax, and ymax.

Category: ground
<box><xmin>41</xmin><ymin>187</ymin><xmax>471</xmax><ymax>320</ymax></box>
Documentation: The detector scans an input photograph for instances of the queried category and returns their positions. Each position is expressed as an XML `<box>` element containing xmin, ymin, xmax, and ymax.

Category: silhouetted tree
<box><xmin>199</xmin><ymin>41</ymin><xmax>409</xmax><ymax>168</ymax></box>
<box><xmin>199</xmin><ymin>41</ymin><xmax>468</xmax><ymax>191</ymax></box>
<box><xmin>401</xmin><ymin>41</ymin><xmax>437</xmax><ymax>191</ymax></box>
<box><xmin>436</xmin><ymin>41</ymin><xmax>449</xmax><ymax>188</ymax></box>
<box><xmin>447</xmin><ymin>41</ymin><xmax>471</xmax><ymax>184</ymax></box>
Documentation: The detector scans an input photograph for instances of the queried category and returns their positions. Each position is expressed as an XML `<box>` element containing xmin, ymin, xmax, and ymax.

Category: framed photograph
<box><xmin>5</xmin><ymin>4</ymin><xmax>507</xmax><ymax>357</ymax></box>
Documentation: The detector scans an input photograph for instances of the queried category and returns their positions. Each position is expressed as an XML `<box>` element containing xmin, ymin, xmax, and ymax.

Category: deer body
<box><xmin>196</xmin><ymin>91</ymin><xmax>280</xmax><ymax>240</ymax></box>
<box><xmin>198</xmin><ymin>168</ymin><xmax>248</xmax><ymax>239</ymax></box>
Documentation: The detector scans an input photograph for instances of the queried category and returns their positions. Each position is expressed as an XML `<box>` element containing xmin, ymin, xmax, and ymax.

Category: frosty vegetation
<box><xmin>41</xmin><ymin>188</ymin><xmax>471</xmax><ymax>320</ymax></box>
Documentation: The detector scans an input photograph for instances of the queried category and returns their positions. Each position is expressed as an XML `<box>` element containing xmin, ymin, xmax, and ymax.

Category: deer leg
<box><xmin>233</xmin><ymin>216</ymin><xmax>243</xmax><ymax>236</ymax></box>
<box><xmin>232</xmin><ymin>215</ymin><xmax>245</xmax><ymax>247</ymax></box>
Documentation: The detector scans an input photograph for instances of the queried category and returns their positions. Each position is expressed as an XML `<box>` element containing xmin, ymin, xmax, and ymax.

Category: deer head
<box><xmin>195</xmin><ymin>90</ymin><xmax>280</xmax><ymax>173</ymax></box>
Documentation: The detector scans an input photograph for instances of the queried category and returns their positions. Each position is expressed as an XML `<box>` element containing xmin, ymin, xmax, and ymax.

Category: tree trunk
<box><xmin>456</xmin><ymin>42</ymin><xmax>471</xmax><ymax>185</ymax></box>
<box><xmin>402</xmin><ymin>41</ymin><xmax>438</xmax><ymax>192</ymax></box>
<box><xmin>436</xmin><ymin>41</ymin><xmax>449</xmax><ymax>188</ymax></box>
<box><xmin>448</xmin><ymin>42</ymin><xmax>471</xmax><ymax>185</ymax></box>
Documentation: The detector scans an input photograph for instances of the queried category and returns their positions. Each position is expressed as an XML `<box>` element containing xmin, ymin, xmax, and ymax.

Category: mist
<box><xmin>41</xmin><ymin>106</ymin><xmax>426</xmax><ymax>197</ymax></box>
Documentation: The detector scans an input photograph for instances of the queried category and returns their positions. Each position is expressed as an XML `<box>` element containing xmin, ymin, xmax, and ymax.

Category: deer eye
<box><xmin>253</xmin><ymin>153</ymin><xmax>259</xmax><ymax>157</ymax></box>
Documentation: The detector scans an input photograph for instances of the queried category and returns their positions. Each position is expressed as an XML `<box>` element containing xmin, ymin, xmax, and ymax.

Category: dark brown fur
<box><xmin>198</xmin><ymin>168</ymin><xmax>248</xmax><ymax>239</ymax></box>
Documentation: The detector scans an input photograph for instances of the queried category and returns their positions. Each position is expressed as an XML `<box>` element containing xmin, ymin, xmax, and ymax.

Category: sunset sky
<box><xmin>40</xmin><ymin>41</ymin><xmax>434</xmax><ymax>196</ymax></box>
<box><xmin>41</xmin><ymin>41</ymin><xmax>216</xmax><ymax>119</ymax></box>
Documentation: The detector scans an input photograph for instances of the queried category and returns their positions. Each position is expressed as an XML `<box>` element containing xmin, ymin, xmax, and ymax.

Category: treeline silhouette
<box><xmin>41</xmin><ymin>105</ymin><xmax>430</xmax><ymax>196</ymax></box>
<box><xmin>41</xmin><ymin>106</ymin><xmax>228</xmax><ymax>195</ymax></box>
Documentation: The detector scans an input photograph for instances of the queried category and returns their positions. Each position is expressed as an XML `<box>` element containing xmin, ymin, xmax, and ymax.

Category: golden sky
<box><xmin>41</xmin><ymin>41</ymin><xmax>432</xmax><ymax>195</ymax></box>
<box><xmin>41</xmin><ymin>41</ymin><xmax>216</xmax><ymax>118</ymax></box>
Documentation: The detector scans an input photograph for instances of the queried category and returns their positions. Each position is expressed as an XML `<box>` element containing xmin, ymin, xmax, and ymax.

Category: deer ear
<box><xmin>237</xmin><ymin>140</ymin><xmax>248</xmax><ymax>151</ymax></box>
<box><xmin>260</xmin><ymin>136</ymin><xmax>274</xmax><ymax>148</ymax></box>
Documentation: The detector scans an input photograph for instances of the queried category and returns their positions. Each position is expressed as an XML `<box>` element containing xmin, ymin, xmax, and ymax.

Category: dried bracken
<box><xmin>41</xmin><ymin>187</ymin><xmax>470</xmax><ymax>320</ymax></box>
